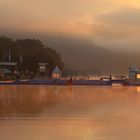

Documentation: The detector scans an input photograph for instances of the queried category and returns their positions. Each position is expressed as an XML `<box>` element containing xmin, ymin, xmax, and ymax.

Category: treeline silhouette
<box><xmin>0</xmin><ymin>37</ymin><xmax>64</xmax><ymax>73</ymax></box>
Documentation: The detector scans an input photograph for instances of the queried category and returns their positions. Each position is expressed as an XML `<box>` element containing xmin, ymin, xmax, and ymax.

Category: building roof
<box><xmin>0</xmin><ymin>62</ymin><xmax>17</xmax><ymax>66</ymax></box>
<box><xmin>52</xmin><ymin>66</ymin><xmax>61</xmax><ymax>73</ymax></box>
<box><xmin>38</xmin><ymin>63</ymin><xmax>47</xmax><ymax>66</ymax></box>
<box><xmin>129</xmin><ymin>66</ymin><xmax>140</xmax><ymax>73</ymax></box>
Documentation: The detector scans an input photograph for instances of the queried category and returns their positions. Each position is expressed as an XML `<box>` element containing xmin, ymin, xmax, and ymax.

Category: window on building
<box><xmin>137</xmin><ymin>74</ymin><xmax>140</xmax><ymax>79</ymax></box>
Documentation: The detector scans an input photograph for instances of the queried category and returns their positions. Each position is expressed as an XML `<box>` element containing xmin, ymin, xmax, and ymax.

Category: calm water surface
<box><xmin>0</xmin><ymin>85</ymin><xmax>140</xmax><ymax>140</ymax></box>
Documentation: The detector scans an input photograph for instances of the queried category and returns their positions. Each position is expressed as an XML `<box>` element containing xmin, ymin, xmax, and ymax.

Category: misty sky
<box><xmin>0</xmin><ymin>0</ymin><xmax>140</xmax><ymax>51</ymax></box>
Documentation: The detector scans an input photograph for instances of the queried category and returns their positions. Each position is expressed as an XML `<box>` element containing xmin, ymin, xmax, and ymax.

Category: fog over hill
<box><xmin>40</xmin><ymin>34</ymin><xmax>140</xmax><ymax>75</ymax></box>
<box><xmin>3</xmin><ymin>32</ymin><xmax>140</xmax><ymax>75</ymax></box>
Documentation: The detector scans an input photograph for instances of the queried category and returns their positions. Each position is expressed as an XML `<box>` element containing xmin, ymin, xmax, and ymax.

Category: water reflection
<box><xmin>0</xmin><ymin>85</ymin><xmax>138</xmax><ymax>118</ymax></box>
<box><xmin>0</xmin><ymin>85</ymin><xmax>140</xmax><ymax>140</ymax></box>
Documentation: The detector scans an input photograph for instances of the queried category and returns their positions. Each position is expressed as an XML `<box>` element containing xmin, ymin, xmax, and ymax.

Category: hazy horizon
<box><xmin>1</xmin><ymin>0</ymin><xmax>140</xmax><ymax>73</ymax></box>
<box><xmin>1</xmin><ymin>0</ymin><xmax>140</xmax><ymax>50</ymax></box>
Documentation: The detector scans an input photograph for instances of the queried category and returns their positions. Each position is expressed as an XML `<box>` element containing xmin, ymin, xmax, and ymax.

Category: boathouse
<box><xmin>52</xmin><ymin>66</ymin><xmax>61</xmax><ymax>79</ymax></box>
<box><xmin>129</xmin><ymin>66</ymin><xmax>140</xmax><ymax>84</ymax></box>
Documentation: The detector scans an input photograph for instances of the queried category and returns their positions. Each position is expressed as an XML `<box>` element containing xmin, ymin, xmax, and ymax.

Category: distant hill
<box><xmin>42</xmin><ymin>34</ymin><xmax>140</xmax><ymax>75</ymax></box>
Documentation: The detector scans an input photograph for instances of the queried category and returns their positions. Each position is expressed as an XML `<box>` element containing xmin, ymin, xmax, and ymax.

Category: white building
<box><xmin>129</xmin><ymin>66</ymin><xmax>140</xmax><ymax>84</ymax></box>
<box><xmin>52</xmin><ymin>66</ymin><xmax>61</xmax><ymax>79</ymax></box>
<box><xmin>38</xmin><ymin>63</ymin><xmax>47</xmax><ymax>76</ymax></box>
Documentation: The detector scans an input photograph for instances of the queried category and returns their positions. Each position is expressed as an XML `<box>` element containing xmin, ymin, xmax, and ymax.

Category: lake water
<box><xmin>0</xmin><ymin>85</ymin><xmax>140</xmax><ymax>140</ymax></box>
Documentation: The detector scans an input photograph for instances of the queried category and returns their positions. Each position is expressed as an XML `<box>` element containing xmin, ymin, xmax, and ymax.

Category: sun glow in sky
<box><xmin>0</xmin><ymin>0</ymin><xmax>140</xmax><ymax>50</ymax></box>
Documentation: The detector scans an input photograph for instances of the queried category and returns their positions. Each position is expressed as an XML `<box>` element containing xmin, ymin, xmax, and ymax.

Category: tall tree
<box><xmin>0</xmin><ymin>37</ymin><xmax>64</xmax><ymax>73</ymax></box>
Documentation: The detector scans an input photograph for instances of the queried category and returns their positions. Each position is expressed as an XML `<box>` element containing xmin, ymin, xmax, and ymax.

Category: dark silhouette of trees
<box><xmin>0</xmin><ymin>37</ymin><xmax>64</xmax><ymax>73</ymax></box>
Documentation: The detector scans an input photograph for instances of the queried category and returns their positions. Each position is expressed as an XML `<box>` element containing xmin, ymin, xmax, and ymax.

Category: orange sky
<box><xmin>0</xmin><ymin>0</ymin><xmax>140</xmax><ymax>50</ymax></box>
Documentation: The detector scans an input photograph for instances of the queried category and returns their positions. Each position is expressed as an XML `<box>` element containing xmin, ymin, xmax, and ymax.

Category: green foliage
<box><xmin>0</xmin><ymin>37</ymin><xmax>64</xmax><ymax>72</ymax></box>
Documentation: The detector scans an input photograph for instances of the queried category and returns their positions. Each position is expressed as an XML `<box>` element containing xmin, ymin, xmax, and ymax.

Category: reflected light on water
<box><xmin>136</xmin><ymin>87</ymin><xmax>140</xmax><ymax>93</ymax></box>
<box><xmin>0</xmin><ymin>85</ymin><xmax>140</xmax><ymax>140</ymax></box>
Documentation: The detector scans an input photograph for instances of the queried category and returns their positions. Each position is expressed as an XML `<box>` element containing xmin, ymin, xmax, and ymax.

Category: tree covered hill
<box><xmin>0</xmin><ymin>37</ymin><xmax>64</xmax><ymax>72</ymax></box>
